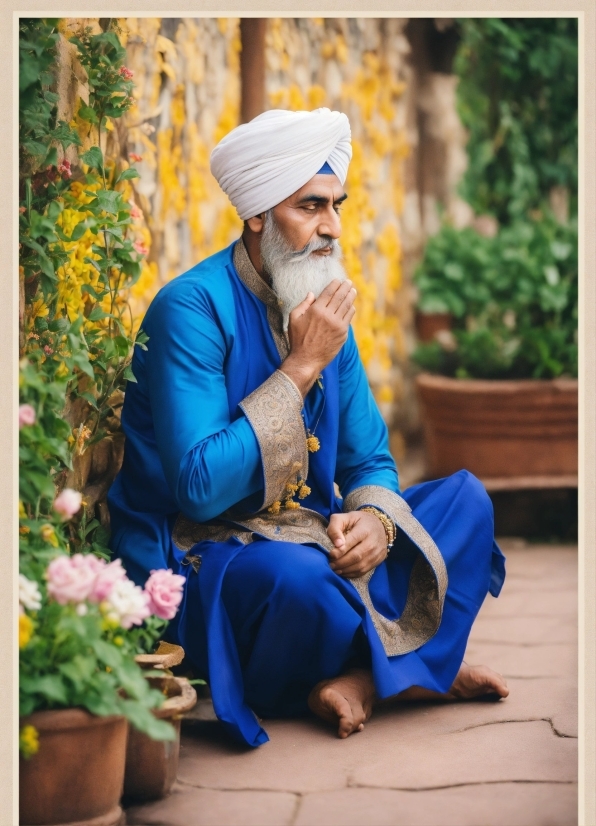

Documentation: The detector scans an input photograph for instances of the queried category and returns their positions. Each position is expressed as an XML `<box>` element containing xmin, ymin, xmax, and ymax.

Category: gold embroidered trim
<box><xmin>343</xmin><ymin>484</ymin><xmax>448</xmax><ymax>656</ymax></box>
<box><xmin>173</xmin><ymin>485</ymin><xmax>448</xmax><ymax>657</ymax></box>
<box><xmin>172</xmin><ymin>517</ymin><xmax>253</xmax><ymax>552</ymax></box>
<box><xmin>172</xmin><ymin>507</ymin><xmax>334</xmax><ymax>553</ymax></box>
<box><xmin>233</xmin><ymin>239</ymin><xmax>289</xmax><ymax>360</ymax></box>
<box><xmin>239</xmin><ymin>370</ymin><xmax>308</xmax><ymax>510</ymax></box>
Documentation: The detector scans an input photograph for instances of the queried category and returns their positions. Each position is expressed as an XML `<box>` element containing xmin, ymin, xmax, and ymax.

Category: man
<box><xmin>108</xmin><ymin>108</ymin><xmax>508</xmax><ymax>748</ymax></box>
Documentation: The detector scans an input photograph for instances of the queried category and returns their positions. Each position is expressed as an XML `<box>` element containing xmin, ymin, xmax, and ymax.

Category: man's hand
<box><xmin>326</xmin><ymin>510</ymin><xmax>388</xmax><ymax>578</ymax></box>
<box><xmin>280</xmin><ymin>279</ymin><xmax>356</xmax><ymax>397</ymax></box>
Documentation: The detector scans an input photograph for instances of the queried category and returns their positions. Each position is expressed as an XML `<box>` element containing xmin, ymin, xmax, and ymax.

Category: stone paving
<box><xmin>126</xmin><ymin>541</ymin><xmax>578</xmax><ymax>826</ymax></box>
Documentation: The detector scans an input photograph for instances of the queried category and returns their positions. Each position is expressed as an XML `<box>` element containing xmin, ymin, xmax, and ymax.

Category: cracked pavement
<box><xmin>125</xmin><ymin>541</ymin><xmax>577</xmax><ymax>826</ymax></box>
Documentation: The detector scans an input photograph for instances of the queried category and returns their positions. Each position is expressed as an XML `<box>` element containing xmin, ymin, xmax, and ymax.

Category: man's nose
<box><xmin>317</xmin><ymin>207</ymin><xmax>341</xmax><ymax>239</ymax></box>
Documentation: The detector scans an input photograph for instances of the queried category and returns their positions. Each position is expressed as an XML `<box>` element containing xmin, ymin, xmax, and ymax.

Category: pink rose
<box><xmin>53</xmin><ymin>489</ymin><xmax>82</xmax><ymax>520</ymax></box>
<box><xmin>145</xmin><ymin>568</ymin><xmax>185</xmax><ymax>620</ymax></box>
<box><xmin>119</xmin><ymin>66</ymin><xmax>134</xmax><ymax>80</ymax></box>
<box><xmin>19</xmin><ymin>404</ymin><xmax>36</xmax><ymax>428</ymax></box>
<box><xmin>129</xmin><ymin>153</ymin><xmax>143</xmax><ymax>163</ymax></box>
<box><xmin>47</xmin><ymin>554</ymin><xmax>99</xmax><ymax>605</ymax></box>
<box><xmin>90</xmin><ymin>558</ymin><xmax>127</xmax><ymax>602</ymax></box>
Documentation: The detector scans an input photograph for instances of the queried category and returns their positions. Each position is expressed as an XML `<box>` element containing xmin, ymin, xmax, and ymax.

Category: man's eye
<box><xmin>303</xmin><ymin>205</ymin><xmax>317</xmax><ymax>212</ymax></box>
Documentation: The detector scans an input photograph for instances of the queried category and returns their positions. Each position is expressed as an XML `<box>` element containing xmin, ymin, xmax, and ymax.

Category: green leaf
<box><xmin>117</xmin><ymin>168</ymin><xmax>140</xmax><ymax>183</ymax></box>
<box><xmin>123</xmin><ymin>365</ymin><xmax>137</xmax><ymax>383</ymax></box>
<box><xmin>44</xmin><ymin>146</ymin><xmax>58</xmax><ymax>167</ymax></box>
<box><xmin>81</xmin><ymin>283</ymin><xmax>105</xmax><ymax>299</ymax></box>
<box><xmin>80</xmin><ymin>146</ymin><xmax>104</xmax><ymax>171</ymax></box>
<box><xmin>33</xmin><ymin>674</ymin><xmax>69</xmax><ymax>705</ymax></box>
<box><xmin>78</xmin><ymin>104</ymin><xmax>99</xmax><ymax>124</ymax></box>
<box><xmin>93</xmin><ymin>189</ymin><xmax>122</xmax><ymax>215</ymax></box>
<box><xmin>88</xmin><ymin>306</ymin><xmax>108</xmax><ymax>321</ymax></box>
<box><xmin>78</xmin><ymin>391</ymin><xmax>98</xmax><ymax>409</ymax></box>
<box><xmin>84</xmin><ymin>257</ymin><xmax>103</xmax><ymax>273</ymax></box>
<box><xmin>23</xmin><ymin>140</ymin><xmax>48</xmax><ymax>156</ymax></box>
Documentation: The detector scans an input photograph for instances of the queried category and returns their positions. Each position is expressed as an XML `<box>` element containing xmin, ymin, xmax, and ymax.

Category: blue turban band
<box><xmin>317</xmin><ymin>161</ymin><xmax>335</xmax><ymax>174</ymax></box>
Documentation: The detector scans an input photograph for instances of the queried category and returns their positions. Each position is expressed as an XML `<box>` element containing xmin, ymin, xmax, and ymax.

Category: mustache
<box><xmin>289</xmin><ymin>235</ymin><xmax>338</xmax><ymax>261</ymax></box>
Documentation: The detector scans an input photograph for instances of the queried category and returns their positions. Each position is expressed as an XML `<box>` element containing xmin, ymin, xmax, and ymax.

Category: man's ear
<box><xmin>246</xmin><ymin>214</ymin><xmax>264</xmax><ymax>234</ymax></box>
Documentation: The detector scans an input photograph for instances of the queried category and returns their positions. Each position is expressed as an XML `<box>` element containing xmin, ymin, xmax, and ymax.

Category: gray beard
<box><xmin>260</xmin><ymin>209</ymin><xmax>347</xmax><ymax>330</ymax></box>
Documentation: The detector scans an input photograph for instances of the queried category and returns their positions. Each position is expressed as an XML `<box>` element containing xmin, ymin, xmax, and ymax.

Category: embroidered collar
<box><xmin>233</xmin><ymin>238</ymin><xmax>281</xmax><ymax>312</ymax></box>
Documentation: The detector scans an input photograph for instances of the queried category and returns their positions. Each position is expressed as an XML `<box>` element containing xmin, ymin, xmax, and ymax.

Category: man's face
<box><xmin>269</xmin><ymin>173</ymin><xmax>347</xmax><ymax>254</ymax></box>
<box><xmin>258</xmin><ymin>174</ymin><xmax>349</xmax><ymax>330</ymax></box>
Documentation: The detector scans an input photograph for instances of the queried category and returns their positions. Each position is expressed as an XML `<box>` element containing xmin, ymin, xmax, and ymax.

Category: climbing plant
<box><xmin>19</xmin><ymin>18</ymin><xmax>147</xmax><ymax>578</ymax></box>
<box><xmin>454</xmin><ymin>17</ymin><xmax>578</xmax><ymax>225</ymax></box>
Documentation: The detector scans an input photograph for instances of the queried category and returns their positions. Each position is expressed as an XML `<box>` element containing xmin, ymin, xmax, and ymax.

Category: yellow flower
<box><xmin>284</xmin><ymin>500</ymin><xmax>300</xmax><ymax>510</ymax></box>
<box><xmin>267</xmin><ymin>501</ymin><xmax>281</xmax><ymax>515</ymax></box>
<box><xmin>55</xmin><ymin>362</ymin><xmax>69</xmax><ymax>379</ymax></box>
<box><xmin>19</xmin><ymin>614</ymin><xmax>33</xmax><ymax>648</ymax></box>
<box><xmin>40</xmin><ymin>524</ymin><xmax>59</xmax><ymax>547</ymax></box>
<box><xmin>19</xmin><ymin>526</ymin><xmax>30</xmax><ymax>535</ymax></box>
<box><xmin>19</xmin><ymin>725</ymin><xmax>39</xmax><ymax>759</ymax></box>
<box><xmin>114</xmin><ymin>636</ymin><xmax>124</xmax><ymax>646</ymax></box>
<box><xmin>19</xmin><ymin>501</ymin><xmax>26</xmax><ymax>520</ymax></box>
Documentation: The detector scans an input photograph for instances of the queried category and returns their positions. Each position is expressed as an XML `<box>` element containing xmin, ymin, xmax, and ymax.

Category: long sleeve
<box><xmin>143</xmin><ymin>277</ymin><xmax>306</xmax><ymax>522</ymax></box>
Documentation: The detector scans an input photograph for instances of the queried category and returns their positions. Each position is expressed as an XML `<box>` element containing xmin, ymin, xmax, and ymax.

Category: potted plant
<box><xmin>412</xmin><ymin>216</ymin><xmax>578</xmax><ymax>483</ymax></box>
<box><xmin>19</xmin><ymin>551</ymin><xmax>186</xmax><ymax>826</ymax></box>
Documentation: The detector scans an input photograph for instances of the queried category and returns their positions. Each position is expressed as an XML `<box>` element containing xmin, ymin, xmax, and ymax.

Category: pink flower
<box><xmin>119</xmin><ymin>66</ymin><xmax>134</xmax><ymax>80</ymax></box>
<box><xmin>53</xmin><ymin>488</ymin><xmax>82</xmax><ymax>520</ymax></box>
<box><xmin>58</xmin><ymin>160</ymin><xmax>72</xmax><ymax>179</ymax></box>
<box><xmin>129</xmin><ymin>153</ymin><xmax>143</xmax><ymax>163</ymax></box>
<box><xmin>43</xmin><ymin>345</ymin><xmax>53</xmax><ymax>355</ymax></box>
<box><xmin>128</xmin><ymin>200</ymin><xmax>142</xmax><ymax>220</ymax></box>
<box><xmin>47</xmin><ymin>554</ymin><xmax>99</xmax><ymax>604</ymax></box>
<box><xmin>19</xmin><ymin>404</ymin><xmax>36</xmax><ymax>428</ymax></box>
<box><xmin>90</xmin><ymin>558</ymin><xmax>127</xmax><ymax>602</ymax></box>
<box><xmin>145</xmin><ymin>568</ymin><xmax>185</xmax><ymax>620</ymax></box>
<box><xmin>133</xmin><ymin>240</ymin><xmax>149</xmax><ymax>256</ymax></box>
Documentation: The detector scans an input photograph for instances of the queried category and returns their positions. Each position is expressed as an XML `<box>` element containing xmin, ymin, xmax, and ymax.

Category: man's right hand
<box><xmin>280</xmin><ymin>279</ymin><xmax>356</xmax><ymax>397</ymax></box>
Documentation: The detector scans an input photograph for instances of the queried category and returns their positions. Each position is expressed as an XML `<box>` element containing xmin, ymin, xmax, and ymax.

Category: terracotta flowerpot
<box><xmin>123</xmin><ymin>675</ymin><xmax>197</xmax><ymax>802</ymax></box>
<box><xmin>134</xmin><ymin>640</ymin><xmax>185</xmax><ymax>670</ymax></box>
<box><xmin>19</xmin><ymin>709</ymin><xmax>127</xmax><ymax>826</ymax></box>
<box><xmin>415</xmin><ymin>311</ymin><xmax>453</xmax><ymax>343</ymax></box>
<box><xmin>415</xmin><ymin>373</ymin><xmax>578</xmax><ymax>483</ymax></box>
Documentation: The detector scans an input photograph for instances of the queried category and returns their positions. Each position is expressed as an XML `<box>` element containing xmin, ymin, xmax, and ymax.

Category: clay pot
<box><xmin>134</xmin><ymin>640</ymin><xmax>185</xmax><ymax>671</ymax></box>
<box><xmin>415</xmin><ymin>373</ymin><xmax>578</xmax><ymax>482</ymax></box>
<box><xmin>19</xmin><ymin>709</ymin><xmax>127</xmax><ymax>826</ymax></box>
<box><xmin>414</xmin><ymin>311</ymin><xmax>453</xmax><ymax>343</ymax></box>
<box><xmin>123</xmin><ymin>675</ymin><xmax>197</xmax><ymax>802</ymax></box>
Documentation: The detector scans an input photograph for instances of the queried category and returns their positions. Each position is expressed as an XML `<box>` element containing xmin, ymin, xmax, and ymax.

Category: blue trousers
<box><xmin>168</xmin><ymin>470</ymin><xmax>505</xmax><ymax>747</ymax></box>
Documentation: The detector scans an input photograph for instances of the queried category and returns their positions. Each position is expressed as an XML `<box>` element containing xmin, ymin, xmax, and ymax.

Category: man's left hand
<box><xmin>327</xmin><ymin>511</ymin><xmax>388</xmax><ymax>578</ymax></box>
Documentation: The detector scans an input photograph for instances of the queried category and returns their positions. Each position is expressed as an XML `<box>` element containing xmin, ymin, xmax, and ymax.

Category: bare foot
<box><xmin>448</xmin><ymin>662</ymin><xmax>509</xmax><ymax>700</ymax></box>
<box><xmin>396</xmin><ymin>662</ymin><xmax>509</xmax><ymax>703</ymax></box>
<box><xmin>308</xmin><ymin>668</ymin><xmax>376</xmax><ymax>739</ymax></box>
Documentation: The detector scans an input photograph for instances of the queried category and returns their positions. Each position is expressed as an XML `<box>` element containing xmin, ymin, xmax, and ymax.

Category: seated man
<box><xmin>108</xmin><ymin>107</ymin><xmax>508</xmax><ymax>748</ymax></box>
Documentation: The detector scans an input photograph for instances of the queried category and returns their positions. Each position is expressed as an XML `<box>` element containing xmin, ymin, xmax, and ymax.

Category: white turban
<box><xmin>210</xmin><ymin>108</ymin><xmax>352</xmax><ymax>220</ymax></box>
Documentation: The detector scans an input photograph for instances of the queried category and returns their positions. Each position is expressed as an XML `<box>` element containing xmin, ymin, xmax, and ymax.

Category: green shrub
<box><xmin>413</xmin><ymin>215</ymin><xmax>577</xmax><ymax>379</ymax></box>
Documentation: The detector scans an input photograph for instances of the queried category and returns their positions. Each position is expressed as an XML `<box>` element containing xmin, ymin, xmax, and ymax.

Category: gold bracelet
<box><xmin>359</xmin><ymin>506</ymin><xmax>396</xmax><ymax>552</ymax></box>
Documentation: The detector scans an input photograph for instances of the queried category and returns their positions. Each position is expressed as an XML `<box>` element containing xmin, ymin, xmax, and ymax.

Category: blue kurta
<box><xmin>108</xmin><ymin>239</ymin><xmax>505</xmax><ymax>748</ymax></box>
